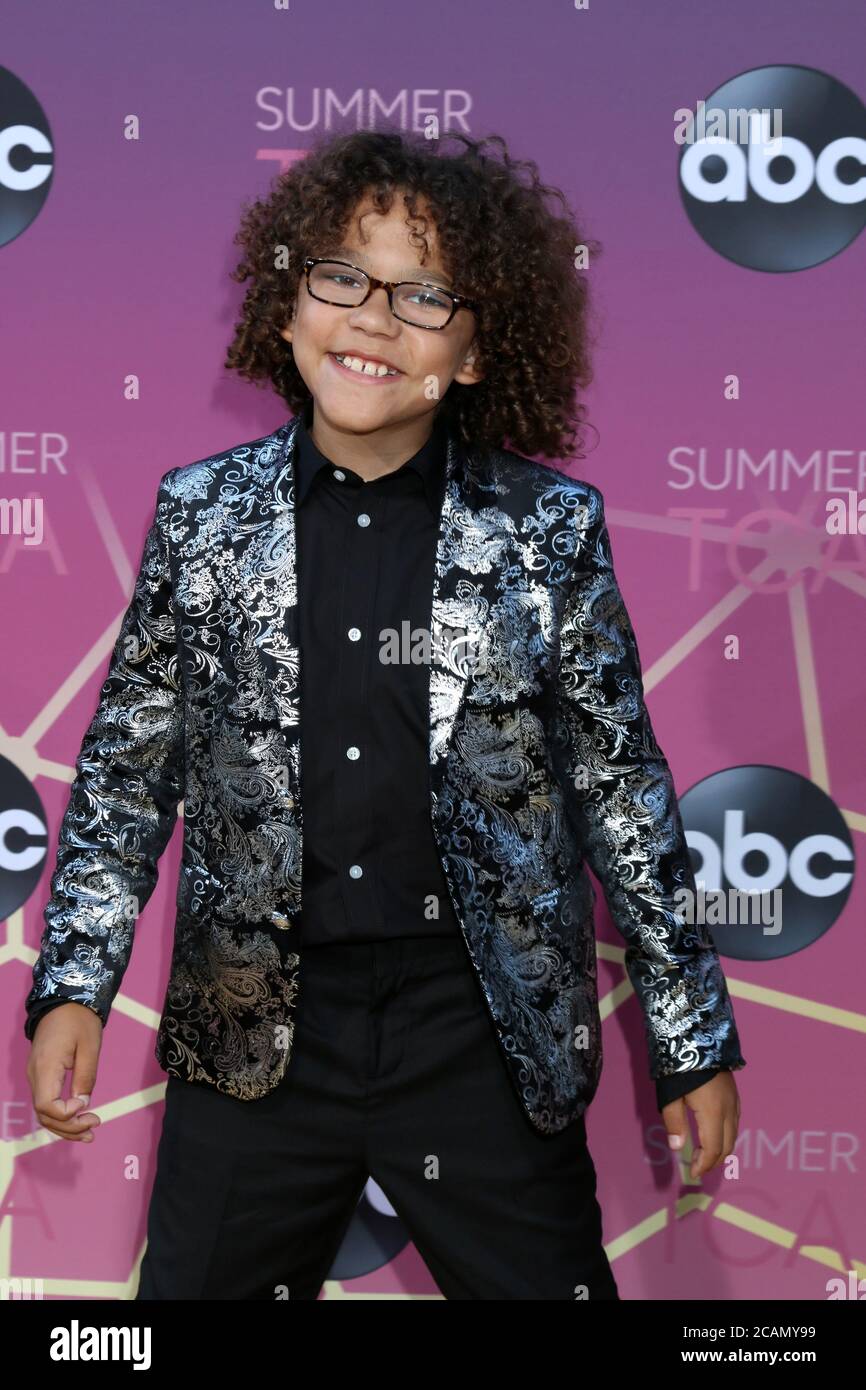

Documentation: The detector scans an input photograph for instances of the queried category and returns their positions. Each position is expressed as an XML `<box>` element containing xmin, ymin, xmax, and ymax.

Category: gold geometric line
<box><xmin>0</xmin><ymin>1151</ymin><xmax>12</xmax><ymax>1278</ymax></box>
<box><xmin>599</xmin><ymin>1203</ymin><xmax>670</xmax><ymax>1262</ymax></box>
<box><xmin>723</xmin><ymin>978</ymin><xmax>866</xmax><ymax>1032</ymax></box>
<box><xmin>19</xmin><ymin>614</ymin><xmax>124</xmax><ymax>747</ymax></box>
<box><xmin>677</xmin><ymin>1192</ymin><xmax>714</xmax><ymax>1214</ymax></box>
<box><xmin>603</xmin><ymin>511</ymin><xmax>866</xmax><ymax>723</ymax></box>
<box><xmin>608</xmin><ymin>506</ymin><xmax>866</xmax><ymax>582</ymax></box>
<box><xmin>12</xmin><ymin>1083</ymin><xmax>168</xmax><ymax>1158</ymax></box>
<box><xmin>13</xmin><ymin>1277</ymin><xmax>132</xmax><ymax>1299</ymax></box>
<box><xmin>9</xmin><ymin>472</ymin><xmax>138</xmax><ymax>753</ymax></box>
<box><xmin>598</xmin><ymin>976</ymin><xmax>634</xmax><ymax>1021</ymax></box>
<box><xmin>5</xmin><ymin>478</ymin><xmax>136</xmax><ymax>761</ymax></box>
<box><xmin>841</xmin><ymin>808</ymin><xmax>866</xmax><ymax>833</ymax></box>
<box><xmin>787</xmin><ymin>581</ymin><xmax>829</xmax><ymax>790</ymax></box>
<box><xmin>642</xmin><ymin>556</ymin><xmax>778</xmax><ymax>693</ymax></box>
<box><xmin>717</xmin><ymin>1204</ymin><xmax>866</xmax><ymax>1282</ymax></box>
<box><xmin>77</xmin><ymin>465</ymin><xmax>136</xmax><ymax>596</ymax></box>
<box><xmin>1</xmin><ymin>906</ymin><xmax>22</xmax><ymax>949</ymax></box>
<box><xmin>29</xmin><ymin>756</ymin><xmax>79</xmax><ymax>784</ymax></box>
<box><xmin>7</xmin><ymin>1180</ymin><xmax>865</xmax><ymax>1298</ymax></box>
<box><xmin>95</xmin><ymin>994</ymin><xmax>162</xmax><ymax>1031</ymax></box>
<box><xmin>596</xmin><ymin>940</ymin><xmax>866</xmax><ymax>1032</ymax></box>
<box><xmin>0</xmin><ymin>743</ymin><xmax>77</xmax><ymax>787</ymax></box>
<box><xmin>604</xmin><ymin>1195</ymin><xmax>864</xmax><ymax>1281</ymax></box>
<box><xmin>799</xmin><ymin>1246</ymin><xmax>865</xmax><ymax>1277</ymax></box>
<box><xmin>607</xmin><ymin>509</ymin><xmax>774</xmax><ymax>550</ymax></box>
<box><xmin>713</xmin><ymin>1201</ymin><xmax>798</xmax><ymax>1249</ymax></box>
<box><xmin>826</xmin><ymin>566</ymin><xmax>866</xmax><ymax>599</ymax></box>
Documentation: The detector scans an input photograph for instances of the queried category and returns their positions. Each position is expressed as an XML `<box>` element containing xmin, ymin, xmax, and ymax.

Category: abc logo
<box><xmin>0</xmin><ymin>754</ymin><xmax>49</xmax><ymax>919</ymax></box>
<box><xmin>679</xmin><ymin>65</ymin><xmax>866</xmax><ymax>271</ymax></box>
<box><xmin>0</xmin><ymin>66</ymin><xmax>54</xmax><ymax>249</ymax></box>
<box><xmin>679</xmin><ymin>765</ymin><xmax>854</xmax><ymax>961</ymax></box>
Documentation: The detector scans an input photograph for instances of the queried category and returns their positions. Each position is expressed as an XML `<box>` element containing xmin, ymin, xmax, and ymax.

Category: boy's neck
<box><xmin>306</xmin><ymin>401</ymin><xmax>441</xmax><ymax>481</ymax></box>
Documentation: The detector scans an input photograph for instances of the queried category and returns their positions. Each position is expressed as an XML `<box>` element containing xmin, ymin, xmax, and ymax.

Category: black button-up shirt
<box><xmin>293</xmin><ymin>400</ymin><xmax>461</xmax><ymax>946</ymax></box>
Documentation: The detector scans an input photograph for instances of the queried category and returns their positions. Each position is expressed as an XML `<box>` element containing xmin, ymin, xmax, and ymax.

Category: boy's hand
<box><xmin>661</xmin><ymin>1071</ymin><xmax>741</xmax><ymax>1179</ymax></box>
<box><xmin>26</xmin><ymin>1003</ymin><xmax>104</xmax><ymax>1143</ymax></box>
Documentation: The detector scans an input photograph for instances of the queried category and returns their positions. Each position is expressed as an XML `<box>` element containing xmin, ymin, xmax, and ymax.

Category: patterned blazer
<box><xmin>24</xmin><ymin>413</ymin><xmax>746</xmax><ymax>1134</ymax></box>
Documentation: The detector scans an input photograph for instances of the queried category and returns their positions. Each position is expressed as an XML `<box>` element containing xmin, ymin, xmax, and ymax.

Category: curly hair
<box><xmin>225</xmin><ymin>124</ymin><xmax>602</xmax><ymax>461</ymax></box>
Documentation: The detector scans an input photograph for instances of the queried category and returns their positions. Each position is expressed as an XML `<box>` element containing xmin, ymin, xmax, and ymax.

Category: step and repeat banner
<box><xmin>2</xmin><ymin>0</ymin><xmax>864</xmax><ymax>1302</ymax></box>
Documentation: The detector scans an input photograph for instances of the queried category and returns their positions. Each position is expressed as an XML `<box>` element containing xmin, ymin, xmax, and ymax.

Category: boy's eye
<box><xmin>404</xmin><ymin>286</ymin><xmax>451</xmax><ymax>310</ymax></box>
<box><xmin>327</xmin><ymin>271</ymin><xmax>363</xmax><ymax>290</ymax></box>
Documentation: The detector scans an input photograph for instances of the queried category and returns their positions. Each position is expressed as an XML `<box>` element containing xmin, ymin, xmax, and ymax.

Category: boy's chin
<box><xmin>313</xmin><ymin>388</ymin><xmax>405</xmax><ymax>428</ymax></box>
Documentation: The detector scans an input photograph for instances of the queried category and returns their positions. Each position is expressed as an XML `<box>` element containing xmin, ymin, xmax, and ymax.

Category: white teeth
<box><xmin>334</xmin><ymin>354</ymin><xmax>397</xmax><ymax>377</ymax></box>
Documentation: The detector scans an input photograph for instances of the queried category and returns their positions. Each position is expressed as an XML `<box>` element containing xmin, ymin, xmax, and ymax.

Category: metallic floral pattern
<box><xmin>24</xmin><ymin>414</ymin><xmax>745</xmax><ymax>1132</ymax></box>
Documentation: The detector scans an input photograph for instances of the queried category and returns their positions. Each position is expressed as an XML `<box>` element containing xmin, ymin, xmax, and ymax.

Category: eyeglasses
<box><xmin>303</xmin><ymin>256</ymin><xmax>479</xmax><ymax>330</ymax></box>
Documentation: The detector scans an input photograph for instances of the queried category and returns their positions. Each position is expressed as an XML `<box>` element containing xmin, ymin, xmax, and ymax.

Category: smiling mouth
<box><xmin>329</xmin><ymin>352</ymin><xmax>402</xmax><ymax>379</ymax></box>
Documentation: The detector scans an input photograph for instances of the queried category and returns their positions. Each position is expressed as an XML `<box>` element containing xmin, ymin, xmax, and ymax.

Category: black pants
<box><xmin>135</xmin><ymin>934</ymin><xmax>619</xmax><ymax>1300</ymax></box>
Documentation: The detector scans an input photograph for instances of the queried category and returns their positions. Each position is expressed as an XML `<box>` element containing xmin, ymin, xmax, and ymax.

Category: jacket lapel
<box><xmin>215</xmin><ymin>412</ymin><xmax>500</xmax><ymax>808</ymax></box>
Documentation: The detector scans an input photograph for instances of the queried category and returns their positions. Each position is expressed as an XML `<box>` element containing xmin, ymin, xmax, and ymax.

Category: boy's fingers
<box><xmin>661</xmin><ymin>1097</ymin><xmax>689</xmax><ymax>1150</ymax></box>
<box><xmin>33</xmin><ymin>1094</ymin><xmax>100</xmax><ymax>1130</ymax></box>
<box><xmin>37</xmin><ymin>1113</ymin><xmax>102</xmax><ymax>1141</ymax></box>
<box><xmin>31</xmin><ymin>1085</ymin><xmax>102</xmax><ymax>1137</ymax></box>
<box><xmin>28</xmin><ymin>1051</ymin><xmax>70</xmax><ymax>1115</ymax></box>
<box><xmin>663</xmin><ymin>1092</ymin><xmax>733</xmax><ymax>1177</ymax></box>
<box><xmin>723</xmin><ymin>1111</ymin><xmax>739</xmax><ymax>1168</ymax></box>
<box><xmin>689</xmin><ymin>1084</ymin><xmax>741</xmax><ymax>1177</ymax></box>
<box><xmin>30</xmin><ymin>1039</ymin><xmax>101</xmax><ymax>1138</ymax></box>
<box><xmin>31</xmin><ymin>1063</ymin><xmax>90</xmax><ymax>1119</ymax></box>
<box><xmin>689</xmin><ymin>1108</ymin><xmax>725</xmax><ymax>1177</ymax></box>
<box><xmin>70</xmin><ymin>1050</ymin><xmax>99</xmax><ymax>1103</ymax></box>
<box><xmin>67</xmin><ymin>1048</ymin><xmax>99</xmax><ymax>1120</ymax></box>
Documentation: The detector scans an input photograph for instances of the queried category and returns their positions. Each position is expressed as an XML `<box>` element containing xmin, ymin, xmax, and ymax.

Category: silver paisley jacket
<box><xmin>24</xmin><ymin>413</ymin><xmax>746</xmax><ymax>1134</ymax></box>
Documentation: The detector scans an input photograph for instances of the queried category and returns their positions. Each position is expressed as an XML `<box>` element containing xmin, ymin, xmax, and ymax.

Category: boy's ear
<box><xmin>278</xmin><ymin>299</ymin><xmax>298</xmax><ymax>346</ymax></box>
<box><xmin>454</xmin><ymin>342</ymin><xmax>485</xmax><ymax>386</ymax></box>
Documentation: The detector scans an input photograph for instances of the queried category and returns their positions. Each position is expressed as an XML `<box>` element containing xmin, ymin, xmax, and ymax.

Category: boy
<box><xmin>25</xmin><ymin>127</ymin><xmax>745</xmax><ymax>1300</ymax></box>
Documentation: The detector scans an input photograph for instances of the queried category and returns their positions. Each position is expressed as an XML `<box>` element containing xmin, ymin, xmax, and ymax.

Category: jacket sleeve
<box><xmin>23</xmin><ymin>472</ymin><xmax>184</xmax><ymax>1040</ymax></box>
<box><xmin>555</xmin><ymin>485</ymin><xmax>746</xmax><ymax>1091</ymax></box>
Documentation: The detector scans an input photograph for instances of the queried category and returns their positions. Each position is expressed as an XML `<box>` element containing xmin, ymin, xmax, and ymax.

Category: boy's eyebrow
<box><xmin>323</xmin><ymin>245</ymin><xmax>452</xmax><ymax>287</ymax></box>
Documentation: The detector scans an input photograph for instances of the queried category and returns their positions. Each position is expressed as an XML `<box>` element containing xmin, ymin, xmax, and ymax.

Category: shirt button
<box><xmin>349</xmin><ymin>864</ymin><xmax>363</xmax><ymax>879</ymax></box>
<box><xmin>346</xmin><ymin>746</ymin><xmax>360</xmax><ymax>760</ymax></box>
<box><xmin>357</xmin><ymin>513</ymin><xmax>371</xmax><ymax>527</ymax></box>
<box><xmin>348</xmin><ymin>627</ymin><xmax>361</xmax><ymax>641</ymax></box>
<box><xmin>333</xmin><ymin>469</ymin><xmax>346</xmax><ymax>481</ymax></box>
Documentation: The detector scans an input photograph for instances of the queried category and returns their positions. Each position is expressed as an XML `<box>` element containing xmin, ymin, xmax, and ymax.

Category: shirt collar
<box><xmin>293</xmin><ymin>398</ymin><xmax>448</xmax><ymax>513</ymax></box>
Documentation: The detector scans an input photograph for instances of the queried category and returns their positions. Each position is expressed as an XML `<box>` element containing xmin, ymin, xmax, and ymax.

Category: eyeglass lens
<box><xmin>308</xmin><ymin>261</ymin><xmax>455</xmax><ymax>328</ymax></box>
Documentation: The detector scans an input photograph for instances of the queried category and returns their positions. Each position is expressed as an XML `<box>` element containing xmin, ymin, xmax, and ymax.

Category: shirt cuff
<box><xmin>655</xmin><ymin>1066</ymin><xmax>725</xmax><ymax>1111</ymax></box>
<box><xmin>24</xmin><ymin>998</ymin><xmax>74</xmax><ymax>1041</ymax></box>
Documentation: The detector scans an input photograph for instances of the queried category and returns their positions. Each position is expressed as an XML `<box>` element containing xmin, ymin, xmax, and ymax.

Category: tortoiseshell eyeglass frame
<box><xmin>302</xmin><ymin>256</ymin><xmax>480</xmax><ymax>329</ymax></box>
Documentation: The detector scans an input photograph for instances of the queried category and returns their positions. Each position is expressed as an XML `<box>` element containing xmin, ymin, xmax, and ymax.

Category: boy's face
<box><xmin>279</xmin><ymin>193</ymin><xmax>483</xmax><ymax>437</ymax></box>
